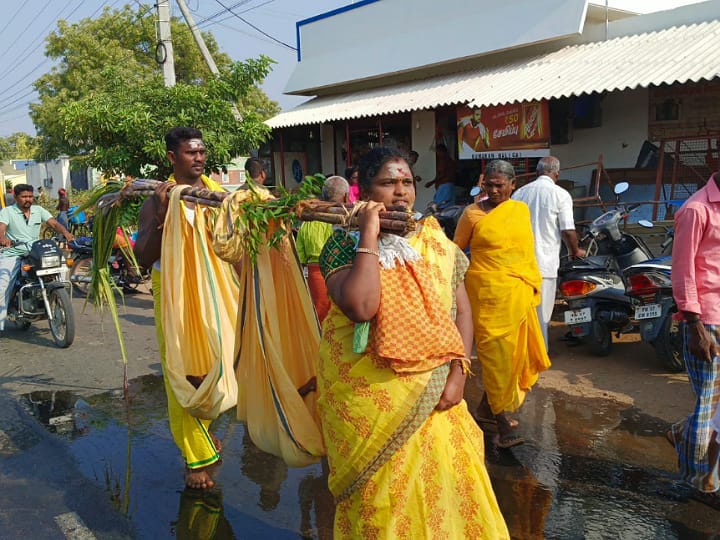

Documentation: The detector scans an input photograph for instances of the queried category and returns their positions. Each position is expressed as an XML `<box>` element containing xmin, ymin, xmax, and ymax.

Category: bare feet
<box><xmin>185</xmin><ymin>465</ymin><xmax>217</xmax><ymax>490</ymax></box>
<box><xmin>210</xmin><ymin>432</ymin><xmax>223</xmax><ymax>454</ymax></box>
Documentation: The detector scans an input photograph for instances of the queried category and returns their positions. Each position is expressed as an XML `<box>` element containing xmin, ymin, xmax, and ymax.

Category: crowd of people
<box><xmin>3</xmin><ymin>125</ymin><xmax>718</xmax><ymax>535</ymax></box>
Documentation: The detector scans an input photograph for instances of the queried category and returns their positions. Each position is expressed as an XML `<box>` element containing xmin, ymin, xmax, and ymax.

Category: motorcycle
<box><xmin>558</xmin><ymin>182</ymin><xmax>654</xmax><ymax>356</ymax></box>
<box><xmin>2</xmin><ymin>238</ymin><xmax>75</xmax><ymax>348</ymax></box>
<box><xmin>68</xmin><ymin>237</ymin><xmax>147</xmax><ymax>296</ymax></box>
<box><xmin>623</xmin><ymin>229</ymin><xmax>682</xmax><ymax>371</ymax></box>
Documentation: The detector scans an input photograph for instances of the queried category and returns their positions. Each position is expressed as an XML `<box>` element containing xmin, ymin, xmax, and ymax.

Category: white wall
<box><xmin>24</xmin><ymin>157</ymin><xmax>71</xmax><ymax>198</ymax></box>
<box><xmin>287</xmin><ymin>0</ymin><xmax>589</xmax><ymax>95</ymax></box>
<box><xmin>553</xmin><ymin>88</ymin><xmax>649</xmax><ymax>190</ymax></box>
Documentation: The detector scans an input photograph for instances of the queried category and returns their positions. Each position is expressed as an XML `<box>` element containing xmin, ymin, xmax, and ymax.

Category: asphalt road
<box><xmin>1</xmin><ymin>290</ymin><xmax>719</xmax><ymax>538</ymax></box>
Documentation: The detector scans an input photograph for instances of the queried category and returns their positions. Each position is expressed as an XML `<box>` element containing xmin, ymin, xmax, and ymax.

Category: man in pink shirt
<box><xmin>669</xmin><ymin>171</ymin><xmax>720</xmax><ymax>509</ymax></box>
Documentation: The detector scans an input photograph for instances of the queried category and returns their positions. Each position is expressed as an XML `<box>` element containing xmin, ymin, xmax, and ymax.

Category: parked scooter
<box><xmin>421</xmin><ymin>194</ymin><xmax>471</xmax><ymax>240</ymax></box>
<box><xmin>623</xmin><ymin>229</ymin><xmax>682</xmax><ymax>371</ymax></box>
<box><xmin>68</xmin><ymin>236</ymin><xmax>147</xmax><ymax>296</ymax></box>
<box><xmin>2</xmin><ymin>238</ymin><xmax>75</xmax><ymax>347</ymax></box>
<box><xmin>558</xmin><ymin>182</ymin><xmax>654</xmax><ymax>356</ymax></box>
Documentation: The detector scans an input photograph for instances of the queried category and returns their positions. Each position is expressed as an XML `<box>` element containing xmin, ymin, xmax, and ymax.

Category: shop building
<box><xmin>265</xmin><ymin>0</ymin><xmax>720</xmax><ymax>216</ymax></box>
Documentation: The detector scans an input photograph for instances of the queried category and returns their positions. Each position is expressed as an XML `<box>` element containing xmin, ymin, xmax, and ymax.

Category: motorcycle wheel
<box><xmin>48</xmin><ymin>287</ymin><xmax>75</xmax><ymax>348</ymax></box>
<box><xmin>589</xmin><ymin>320</ymin><xmax>612</xmax><ymax>356</ymax></box>
<box><xmin>654</xmin><ymin>315</ymin><xmax>684</xmax><ymax>372</ymax></box>
<box><xmin>70</xmin><ymin>257</ymin><xmax>93</xmax><ymax>297</ymax></box>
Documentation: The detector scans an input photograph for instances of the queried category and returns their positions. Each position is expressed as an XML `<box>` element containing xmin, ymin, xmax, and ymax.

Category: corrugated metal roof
<box><xmin>267</xmin><ymin>19</ymin><xmax>720</xmax><ymax>128</ymax></box>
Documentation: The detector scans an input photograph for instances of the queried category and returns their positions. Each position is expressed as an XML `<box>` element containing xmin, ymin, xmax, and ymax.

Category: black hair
<box><xmin>165</xmin><ymin>127</ymin><xmax>203</xmax><ymax>153</ymax></box>
<box><xmin>244</xmin><ymin>157</ymin><xmax>266</xmax><ymax>179</ymax></box>
<box><xmin>357</xmin><ymin>146</ymin><xmax>409</xmax><ymax>194</ymax></box>
<box><xmin>13</xmin><ymin>183</ymin><xmax>34</xmax><ymax>197</ymax></box>
<box><xmin>344</xmin><ymin>165</ymin><xmax>359</xmax><ymax>179</ymax></box>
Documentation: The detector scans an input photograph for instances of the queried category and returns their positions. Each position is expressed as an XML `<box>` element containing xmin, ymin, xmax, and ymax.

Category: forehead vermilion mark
<box><xmin>187</xmin><ymin>139</ymin><xmax>204</xmax><ymax>150</ymax></box>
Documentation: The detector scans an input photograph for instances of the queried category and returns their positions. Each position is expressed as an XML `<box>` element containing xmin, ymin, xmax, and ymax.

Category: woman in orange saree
<box><xmin>454</xmin><ymin>159</ymin><xmax>551</xmax><ymax>449</ymax></box>
<box><xmin>317</xmin><ymin>147</ymin><xmax>509</xmax><ymax>539</ymax></box>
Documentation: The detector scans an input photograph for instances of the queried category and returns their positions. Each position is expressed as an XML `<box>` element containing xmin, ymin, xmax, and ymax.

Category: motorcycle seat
<box><xmin>560</xmin><ymin>255</ymin><xmax>612</xmax><ymax>272</ymax></box>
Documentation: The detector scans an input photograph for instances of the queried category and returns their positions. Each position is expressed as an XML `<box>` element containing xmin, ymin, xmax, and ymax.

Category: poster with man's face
<box><xmin>456</xmin><ymin>101</ymin><xmax>551</xmax><ymax>160</ymax></box>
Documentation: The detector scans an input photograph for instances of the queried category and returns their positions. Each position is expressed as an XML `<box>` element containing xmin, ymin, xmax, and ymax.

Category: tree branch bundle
<box><xmin>97</xmin><ymin>179</ymin><xmax>416</xmax><ymax>233</ymax></box>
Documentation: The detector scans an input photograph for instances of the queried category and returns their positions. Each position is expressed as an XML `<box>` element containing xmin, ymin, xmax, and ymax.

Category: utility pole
<box><xmin>157</xmin><ymin>0</ymin><xmax>176</xmax><ymax>87</ymax></box>
<box><xmin>175</xmin><ymin>0</ymin><xmax>242</xmax><ymax>121</ymax></box>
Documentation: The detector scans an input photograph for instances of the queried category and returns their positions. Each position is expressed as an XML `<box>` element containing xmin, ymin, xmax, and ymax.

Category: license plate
<box><xmin>36</xmin><ymin>268</ymin><xmax>61</xmax><ymax>276</ymax></box>
<box><xmin>564</xmin><ymin>307</ymin><xmax>592</xmax><ymax>325</ymax></box>
<box><xmin>635</xmin><ymin>303</ymin><xmax>661</xmax><ymax>320</ymax></box>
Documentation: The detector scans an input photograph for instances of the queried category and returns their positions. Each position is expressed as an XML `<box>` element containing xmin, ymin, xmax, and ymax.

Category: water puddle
<box><xmin>19</xmin><ymin>376</ymin><xmax>720</xmax><ymax>539</ymax></box>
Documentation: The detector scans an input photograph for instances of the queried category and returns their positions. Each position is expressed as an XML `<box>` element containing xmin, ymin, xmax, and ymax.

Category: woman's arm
<box><xmin>325</xmin><ymin>202</ymin><xmax>385</xmax><ymax>322</ymax></box>
<box><xmin>436</xmin><ymin>280</ymin><xmax>473</xmax><ymax>411</ymax></box>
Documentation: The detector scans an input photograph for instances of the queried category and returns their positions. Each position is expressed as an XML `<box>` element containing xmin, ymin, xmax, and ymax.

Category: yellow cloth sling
<box><xmin>160</xmin><ymin>182</ymin><xmax>240</xmax><ymax>420</ymax></box>
<box><xmin>213</xmin><ymin>189</ymin><xmax>325</xmax><ymax>467</ymax></box>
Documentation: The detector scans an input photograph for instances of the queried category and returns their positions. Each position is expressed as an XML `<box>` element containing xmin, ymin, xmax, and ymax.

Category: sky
<box><xmin>0</xmin><ymin>0</ymin><xmax>710</xmax><ymax>137</ymax></box>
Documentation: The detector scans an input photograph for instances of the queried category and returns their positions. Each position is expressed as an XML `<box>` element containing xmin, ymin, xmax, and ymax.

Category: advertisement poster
<box><xmin>456</xmin><ymin>101</ymin><xmax>551</xmax><ymax>160</ymax></box>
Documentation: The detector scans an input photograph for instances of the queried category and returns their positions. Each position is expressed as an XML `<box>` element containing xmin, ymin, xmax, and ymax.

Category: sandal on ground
<box><xmin>495</xmin><ymin>434</ymin><xmax>525</xmax><ymax>449</ymax></box>
<box><xmin>690</xmin><ymin>489</ymin><xmax>720</xmax><ymax>511</ymax></box>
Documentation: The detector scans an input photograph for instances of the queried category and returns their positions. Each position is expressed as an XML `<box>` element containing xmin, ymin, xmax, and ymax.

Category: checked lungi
<box><xmin>670</xmin><ymin>324</ymin><xmax>720</xmax><ymax>493</ymax></box>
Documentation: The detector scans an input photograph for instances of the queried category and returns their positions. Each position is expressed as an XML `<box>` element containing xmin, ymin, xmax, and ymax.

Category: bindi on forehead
<box><xmin>384</xmin><ymin>161</ymin><xmax>412</xmax><ymax>176</ymax></box>
<box><xmin>186</xmin><ymin>139</ymin><xmax>205</xmax><ymax>151</ymax></box>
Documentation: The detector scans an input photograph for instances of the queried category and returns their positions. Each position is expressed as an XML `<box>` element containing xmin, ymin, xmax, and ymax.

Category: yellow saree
<box><xmin>317</xmin><ymin>218</ymin><xmax>509</xmax><ymax>539</ymax></box>
<box><xmin>455</xmin><ymin>199</ymin><xmax>550</xmax><ymax>415</ymax></box>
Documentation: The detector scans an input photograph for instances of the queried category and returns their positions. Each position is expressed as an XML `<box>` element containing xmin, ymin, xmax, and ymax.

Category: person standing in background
<box><xmin>668</xmin><ymin>169</ymin><xmax>720</xmax><ymax>510</ymax></box>
<box><xmin>296</xmin><ymin>175</ymin><xmax>349</xmax><ymax>323</ymax></box>
<box><xmin>512</xmin><ymin>156</ymin><xmax>585</xmax><ymax>352</ymax></box>
<box><xmin>344</xmin><ymin>165</ymin><xmax>360</xmax><ymax>203</ymax></box>
<box><xmin>425</xmin><ymin>143</ymin><xmax>456</xmax><ymax>206</ymax></box>
<box><xmin>244</xmin><ymin>157</ymin><xmax>267</xmax><ymax>186</ymax></box>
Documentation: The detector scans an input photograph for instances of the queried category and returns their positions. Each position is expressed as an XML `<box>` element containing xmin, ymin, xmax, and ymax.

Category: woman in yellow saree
<box><xmin>454</xmin><ymin>159</ymin><xmax>551</xmax><ymax>449</ymax></box>
<box><xmin>317</xmin><ymin>147</ymin><xmax>509</xmax><ymax>539</ymax></box>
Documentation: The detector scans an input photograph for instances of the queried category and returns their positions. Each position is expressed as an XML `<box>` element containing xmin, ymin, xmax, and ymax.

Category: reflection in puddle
<box><xmin>19</xmin><ymin>376</ymin><xmax>720</xmax><ymax>539</ymax></box>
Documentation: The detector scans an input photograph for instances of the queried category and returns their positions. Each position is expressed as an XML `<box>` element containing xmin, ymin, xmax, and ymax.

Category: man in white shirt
<box><xmin>512</xmin><ymin>156</ymin><xmax>585</xmax><ymax>352</ymax></box>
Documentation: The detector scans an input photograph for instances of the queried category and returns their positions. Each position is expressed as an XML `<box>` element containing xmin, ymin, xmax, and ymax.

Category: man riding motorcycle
<box><xmin>0</xmin><ymin>184</ymin><xmax>74</xmax><ymax>332</ymax></box>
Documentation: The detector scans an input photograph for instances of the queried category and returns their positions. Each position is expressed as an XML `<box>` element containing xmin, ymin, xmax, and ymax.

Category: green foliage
<box><xmin>30</xmin><ymin>3</ymin><xmax>280</xmax><ymax>168</ymax></box>
<box><xmin>0</xmin><ymin>133</ymin><xmax>40</xmax><ymax>160</ymax></box>
<box><xmin>233</xmin><ymin>173</ymin><xmax>325</xmax><ymax>264</ymax></box>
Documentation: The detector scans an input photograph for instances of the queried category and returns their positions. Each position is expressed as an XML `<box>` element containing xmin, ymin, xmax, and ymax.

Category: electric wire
<box><xmin>210</xmin><ymin>0</ymin><xmax>296</xmax><ymax>51</ymax></box>
<box><xmin>197</xmin><ymin>0</ymin><xmax>276</xmax><ymax>29</ymax></box>
<box><xmin>0</xmin><ymin>0</ymin><xmax>117</xmax><ymax>127</ymax></box>
<box><xmin>0</xmin><ymin>3</ymin><xmax>26</xmax><ymax>36</ymax></box>
<box><xmin>0</xmin><ymin>0</ymin><xmax>89</xmax><ymax>97</ymax></box>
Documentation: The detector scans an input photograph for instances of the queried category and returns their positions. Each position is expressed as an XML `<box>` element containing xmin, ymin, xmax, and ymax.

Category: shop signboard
<box><xmin>456</xmin><ymin>101</ymin><xmax>550</xmax><ymax>160</ymax></box>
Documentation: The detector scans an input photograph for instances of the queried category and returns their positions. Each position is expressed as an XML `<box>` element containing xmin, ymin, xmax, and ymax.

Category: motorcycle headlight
<box><xmin>40</xmin><ymin>255</ymin><xmax>60</xmax><ymax>268</ymax></box>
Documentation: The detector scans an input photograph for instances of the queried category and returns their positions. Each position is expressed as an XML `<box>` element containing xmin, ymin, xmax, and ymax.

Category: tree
<box><xmin>30</xmin><ymin>3</ymin><xmax>280</xmax><ymax>172</ymax></box>
<box><xmin>0</xmin><ymin>132</ymin><xmax>40</xmax><ymax>160</ymax></box>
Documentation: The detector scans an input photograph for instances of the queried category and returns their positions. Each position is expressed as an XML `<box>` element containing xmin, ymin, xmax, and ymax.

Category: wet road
<box><xmin>1</xmin><ymin>292</ymin><xmax>719</xmax><ymax>538</ymax></box>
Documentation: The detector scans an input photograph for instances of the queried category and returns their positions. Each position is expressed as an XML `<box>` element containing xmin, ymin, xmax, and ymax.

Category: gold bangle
<box><xmin>356</xmin><ymin>247</ymin><xmax>380</xmax><ymax>257</ymax></box>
